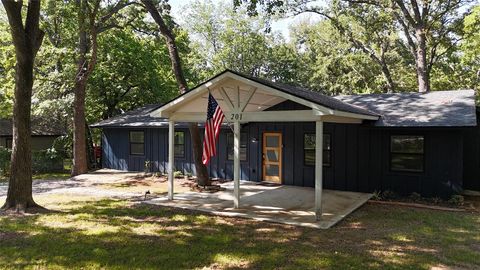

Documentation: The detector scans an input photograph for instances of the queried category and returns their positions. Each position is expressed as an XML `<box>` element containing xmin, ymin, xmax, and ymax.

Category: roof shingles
<box><xmin>0</xmin><ymin>118</ymin><xmax>67</xmax><ymax>136</ymax></box>
<box><xmin>335</xmin><ymin>90</ymin><xmax>477</xmax><ymax>127</ymax></box>
<box><xmin>91</xmin><ymin>70</ymin><xmax>477</xmax><ymax>128</ymax></box>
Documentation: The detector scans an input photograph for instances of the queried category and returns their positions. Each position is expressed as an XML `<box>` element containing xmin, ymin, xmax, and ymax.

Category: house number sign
<box><xmin>230</xmin><ymin>113</ymin><xmax>243</xmax><ymax>121</ymax></box>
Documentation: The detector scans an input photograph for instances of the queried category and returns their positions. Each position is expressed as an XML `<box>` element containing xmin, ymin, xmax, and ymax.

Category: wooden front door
<box><xmin>262</xmin><ymin>132</ymin><xmax>282</xmax><ymax>183</ymax></box>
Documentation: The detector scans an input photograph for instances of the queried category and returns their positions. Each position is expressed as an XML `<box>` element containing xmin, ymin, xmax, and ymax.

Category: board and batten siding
<box><xmin>100</xmin><ymin>100</ymin><xmax>474</xmax><ymax>197</ymax></box>
<box><xmin>101</xmin><ymin>123</ymin><xmax>466</xmax><ymax>197</ymax></box>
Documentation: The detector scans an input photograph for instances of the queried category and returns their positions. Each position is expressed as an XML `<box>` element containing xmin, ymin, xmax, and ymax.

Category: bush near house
<box><xmin>32</xmin><ymin>148</ymin><xmax>66</xmax><ymax>173</ymax></box>
<box><xmin>0</xmin><ymin>147</ymin><xmax>66</xmax><ymax>176</ymax></box>
<box><xmin>0</xmin><ymin>147</ymin><xmax>10</xmax><ymax>176</ymax></box>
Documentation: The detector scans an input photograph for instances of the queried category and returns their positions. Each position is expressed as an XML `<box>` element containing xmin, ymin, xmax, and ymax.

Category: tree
<box><xmin>86</xmin><ymin>28</ymin><xmax>179</xmax><ymax>121</ymax></box>
<box><xmin>0</xmin><ymin>7</ymin><xmax>14</xmax><ymax>118</ymax></box>
<box><xmin>289</xmin><ymin>19</ymin><xmax>401</xmax><ymax>95</ymax></box>
<box><xmin>390</xmin><ymin>0</ymin><xmax>470</xmax><ymax>92</ymax></box>
<box><xmin>1</xmin><ymin>0</ymin><xmax>45</xmax><ymax>211</ymax></box>
<box><xmin>237</xmin><ymin>0</ymin><xmax>472</xmax><ymax>93</ymax></box>
<box><xmin>461</xmin><ymin>4</ymin><xmax>480</xmax><ymax>91</ymax></box>
<box><xmin>72</xmin><ymin>0</ymin><xmax>134</xmax><ymax>176</ymax></box>
<box><xmin>184</xmin><ymin>0</ymin><xmax>299</xmax><ymax>82</ymax></box>
<box><xmin>141</xmin><ymin>0</ymin><xmax>211</xmax><ymax>186</ymax></box>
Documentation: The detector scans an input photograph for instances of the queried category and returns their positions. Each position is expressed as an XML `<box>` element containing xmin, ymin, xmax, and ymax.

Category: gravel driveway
<box><xmin>0</xmin><ymin>169</ymin><xmax>158</xmax><ymax>201</ymax></box>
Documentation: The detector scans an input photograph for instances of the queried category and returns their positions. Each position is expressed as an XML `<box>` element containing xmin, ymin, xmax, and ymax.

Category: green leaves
<box><xmin>86</xmin><ymin>27</ymin><xmax>179</xmax><ymax>122</ymax></box>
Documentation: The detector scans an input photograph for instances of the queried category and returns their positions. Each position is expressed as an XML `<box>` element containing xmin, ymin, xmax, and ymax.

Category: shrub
<box><xmin>431</xmin><ymin>197</ymin><xmax>442</xmax><ymax>204</ymax></box>
<box><xmin>371</xmin><ymin>190</ymin><xmax>382</xmax><ymax>200</ymax></box>
<box><xmin>409</xmin><ymin>192</ymin><xmax>422</xmax><ymax>202</ymax></box>
<box><xmin>0</xmin><ymin>147</ymin><xmax>11</xmax><ymax>176</ymax></box>
<box><xmin>185</xmin><ymin>172</ymin><xmax>193</xmax><ymax>178</ymax></box>
<box><xmin>0</xmin><ymin>147</ymin><xmax>65</xmax><ymax>175</ymax></box>
<box><xmin>32</xmin><ymin>148</ymin><xmax>65</xmax><ymax>173</ymax></box>
<box><xmin>448</xmin><ymin>195</ymin><xmax>465</xmax><ymax>206</ymax></box>
<box><xmin>174</xmin><ymin>171</ymin><xmax>183</xmax><ymax>178</ymax></box>
<box><xmin>144</xmin><ymin>160</ymin><xmax>151</xmax><ymax>174</ymax></box>
<box><xmin>381</xmin><ymin>190</ymin><xmax>397</xmax><ymax>200</ymax></box>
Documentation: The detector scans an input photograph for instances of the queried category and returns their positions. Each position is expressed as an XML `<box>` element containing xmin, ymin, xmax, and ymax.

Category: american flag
<box><xmin>202</xmin><ymin>93</ymin><xmax>225</xmax><ymax>165</ymax></box>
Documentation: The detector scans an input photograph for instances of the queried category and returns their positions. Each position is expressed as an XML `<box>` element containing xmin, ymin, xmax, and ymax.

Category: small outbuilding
<box><xmin>92</xmin><ymin>70</ymin><xmax>480</xmax><ymax>212</ymax></box>
<box><xmin>0</xmin><ymin>117</ymin><xmax>66</xmax><ymax>150</ymax></box>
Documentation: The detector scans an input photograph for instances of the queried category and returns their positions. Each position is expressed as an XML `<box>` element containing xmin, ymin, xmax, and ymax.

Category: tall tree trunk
<box><xmin>2</xmin><ymin>0</ymin><xmax>44</xmax><ymax>211</ymax></box>
<box><xmin>72</xmin><ymin>79</ymin><xmax>88</xmax><ymax>175</ymax></box>
<box><xmin>72</xmin><ymin>0</ymin><xmax>89</xmax><ymax>176</ymax></box>
<box><xmin>142</xmin><ymin>0</ymin><xmax>210</xmax><ymax>185</ymax></box>
<box><xmin>3</xmin><ymin>55</ymin><xmax>37</xmax><ymax>211</ymax></box>
<box><xmin>71</xmin><ymin>0</ymin><xmax>128</xmax><ymax>175</ymax></box>
<box><xmin>415</xmin><ymin>27</ymin><xmax>430</xmax><ymax>92</ymax></box>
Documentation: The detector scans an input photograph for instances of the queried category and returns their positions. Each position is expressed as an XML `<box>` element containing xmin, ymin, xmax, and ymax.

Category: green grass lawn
<box><xmin>0</xmin><ymin>195</ymin><xmax>479</xmax><ymax>270</ymax></box>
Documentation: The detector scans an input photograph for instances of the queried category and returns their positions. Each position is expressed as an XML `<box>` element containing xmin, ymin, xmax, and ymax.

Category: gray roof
<box><xmin>90</xmin><ymin>104</ymin><xmax>169</xmax><ymax>128</ymax></box>
<box><xmin>228</xmin><ymin>70</ymin><xmax>378</xmax><ymax>117</ymax></box>
<box><xmin>0</xmin><ymin>117</ymin><xmax>67</xmax><ymax>136</ymax></box>
<box><xmin>335</xmin><ymin>90</ymin><xmax>477</xmax><ymax>127</ymax></box>
<box><xmin>91</xmin><ymin>70</ymin><xmax>477</xmax><ymax>128</ymax></box>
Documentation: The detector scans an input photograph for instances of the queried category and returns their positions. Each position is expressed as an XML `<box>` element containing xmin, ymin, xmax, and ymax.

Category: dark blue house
<box><xmin>92</xmin><ymin>70</ymin><xmax>480</xmax><ymax>199</ymax></box>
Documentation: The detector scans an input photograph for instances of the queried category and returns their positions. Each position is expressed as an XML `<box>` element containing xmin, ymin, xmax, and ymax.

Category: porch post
<box><xmin>315</xmin><ymin>120</ymin><xmax>323</xmax><ymax>220</ymax></box>
<box><xmin>233</xmin><ymin>120</ymin><xmax>240</xmax><ymax>208</ymax></box>
<box><xmin>168</xmin><ymin>120</ymin><xmax>175</xmax><ymax>200</ymax></box>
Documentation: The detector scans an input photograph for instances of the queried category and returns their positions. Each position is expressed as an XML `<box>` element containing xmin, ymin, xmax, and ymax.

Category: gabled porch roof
<box><xmin>150</xmin><ymin>70</ymin><xmax>379</xmax><ymax>123</ymax></box>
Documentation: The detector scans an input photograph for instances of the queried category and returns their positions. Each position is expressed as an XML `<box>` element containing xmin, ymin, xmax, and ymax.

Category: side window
<box><xmin>6</xmin><ymin>138</ymin><xmax>12</xmax><ymax>149</ymax></box>
<box><xmin>304</xmin><ymin>133</ymin><xmax>331</xmax><ymax>166</ymax></box>
<box><xmin>174</xmin><ymin>131</ymin><xmax>185</xmax><ymax>158</ymax></box>
<box><xmin>227</xmin><ymin>133</ymin><xmax>247</xmax><ymax>161</ymax></box>
<box><xmin>129</xmin><ymin>131</ymin><xmax>144</xmax><ymax>155</ymax></box>
<box><xmin>390</xmin><ymin>135</ymin><xmax>424</xmax><ymax>172</ymax></box>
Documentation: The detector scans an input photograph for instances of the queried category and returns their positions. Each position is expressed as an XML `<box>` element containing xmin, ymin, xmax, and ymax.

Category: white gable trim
<box><xmin>150</xmin><ymin>71</ymin><xmax>378</xmax><ymax>121</ymax></box>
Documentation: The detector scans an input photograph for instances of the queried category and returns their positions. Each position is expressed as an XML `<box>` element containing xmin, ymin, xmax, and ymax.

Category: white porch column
<box><xmin>168</xmin><ymin>120</ymin><xmax>175</xmax><ymax>200</ymax></box>
<box><xmin>315</xmin><ymin>120</ymin><xmax>323</xmax><ymax>220</ymax></box>
<box><xmin>233</xmin><ymin>121</ymin><xmax>240</xmax><ymax>208</ymax></box>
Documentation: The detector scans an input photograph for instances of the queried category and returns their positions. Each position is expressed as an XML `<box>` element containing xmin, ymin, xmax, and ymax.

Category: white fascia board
<box><xmin>150</xmin><ymin>73</ymin><xmax>230</xmax><ymax>118</ymax></box>
<box><xmin>332</xmin><ymin>110</ymin><xmax>379</xmax><ymax>120</ymax></box>
<box><xmin>170</xmin><ymin>110</ymin><xmax>323</xmax><ymax>122</ymax></box>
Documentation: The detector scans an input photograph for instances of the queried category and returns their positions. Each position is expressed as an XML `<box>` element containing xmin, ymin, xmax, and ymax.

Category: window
<box><xmin>227</xmin><ymin>133</ymin><xmax>247</xmax><ymax>161</ymax></box>
<box><xmin>129</xmin><ymin>131</ymin><xmax>144</xmax><ymax>155</ymax></box>
<box><xmin>174</xmin><ymin>131</ymin><xmax>185</xmax><ymax>158</ymax></box>
<box><xmin>304</xmin><ymin>133</ymin><xmax>331</xmax><ymax>166</ymax></box>
<box><xmin>390</xmin><ymin>135</ymin><xmax>424</xmax><ymax>172</ymax></box>
<box><xmin>6</xmin><ymin>138</ymin><xmax>12</xmax><ymax>149</ymax></box>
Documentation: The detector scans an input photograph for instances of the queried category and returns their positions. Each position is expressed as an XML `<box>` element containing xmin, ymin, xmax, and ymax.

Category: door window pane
<box><xmin>266</xmin><ymin>149</ymin><xmax>279</xmax><ymax>162</ymax></box>
<box><xmin>266</xmin><ymin>135</ymin><xmax>279</xmax><ymax>147</ymax></box>
<box><xmin>265</xmin><ymin>164</ymin><xmax>279</xmax><ymax>176</ymax></box>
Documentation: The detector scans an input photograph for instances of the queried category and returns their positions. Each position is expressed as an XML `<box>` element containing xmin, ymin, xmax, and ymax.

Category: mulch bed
<box><xmin>368</xmin><ymin>200</ymin><xmax>467</xmax><ymax>212</ymax></box>
<box><xmin>181</xmin><ymin>178</ymin><xmax>227</xmax><ymax>193</ymax></box>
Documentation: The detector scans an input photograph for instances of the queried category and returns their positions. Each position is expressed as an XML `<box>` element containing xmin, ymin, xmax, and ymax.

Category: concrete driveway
<box><xmin>146</xmin><ymin>181</ymin><xmax>372</xmax><ymax>229</ymax></box>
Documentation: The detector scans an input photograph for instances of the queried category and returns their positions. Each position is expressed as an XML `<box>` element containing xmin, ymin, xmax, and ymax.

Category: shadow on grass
<box><xmin>0</xmin><ymin>199</ymin><xmax>479</xmax><ymax>269</ymax></box>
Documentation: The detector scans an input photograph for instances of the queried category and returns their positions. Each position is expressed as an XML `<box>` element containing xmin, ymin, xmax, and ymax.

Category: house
<box><xmin>92</xmin><ymin>70</ymin><xmax>480</xmax><ymax>207</ymax></box>
<box><xmin>0</xmin><ymin>117</ymin><xmax>66</xmax><ymax>150</ymax></box>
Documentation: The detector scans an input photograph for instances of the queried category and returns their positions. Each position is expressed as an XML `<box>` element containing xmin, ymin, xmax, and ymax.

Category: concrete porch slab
<box><xmin>145</xmin><ymin>181</ymin><xmax>372</xmax><ymax>229</ymax></box>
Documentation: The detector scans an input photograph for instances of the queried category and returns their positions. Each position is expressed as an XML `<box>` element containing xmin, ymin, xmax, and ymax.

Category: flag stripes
<box><xmin>202</xmin><ymin>93</ymin><xmax>225</xmax><ymax>165</ymax></box>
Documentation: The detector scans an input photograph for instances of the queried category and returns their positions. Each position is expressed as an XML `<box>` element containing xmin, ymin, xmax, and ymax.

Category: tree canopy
<box><xmin>0</xmin><ymin>0</ymin><xmax>478</xmax><ymax>130</ymax></box>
